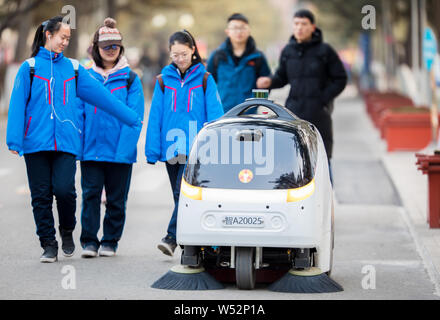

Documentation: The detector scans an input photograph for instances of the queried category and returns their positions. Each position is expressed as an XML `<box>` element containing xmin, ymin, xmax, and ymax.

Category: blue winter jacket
<box><xmin>207</xmin><ymin>37</ymin><xmax>271</xmax><ymax>112</ymax></box>
<box><xmin>81</xmin><ymin>67</ymin><xmax>144</xmax><ymax>164</ymax></box>
<box><xmin>6</xmin><ymin>47</ymin><xmax>141</xmax><ymax>157</ymax></box>
<box><xmin>145</xmin><ymin>63</ymin><xmax>224</xmax><ymax>163</ymax></box>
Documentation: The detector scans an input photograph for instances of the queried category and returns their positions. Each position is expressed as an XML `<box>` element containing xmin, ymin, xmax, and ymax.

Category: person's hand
<box><xmin>257</xmin><ymin>77</ymin><xmax>271</xmax><ymax>89</ymax></box>
<box><xmin>132</xmin><ymin>119</ymin><xmax>143</xmax><ymax>131</ymax></box>
<box><xmin>10</xmin><ymin>150</ymin><xmax>19</xmax><ymax>155</ymax></box>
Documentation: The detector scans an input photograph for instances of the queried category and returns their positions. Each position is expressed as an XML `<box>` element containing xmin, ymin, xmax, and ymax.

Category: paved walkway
<box><xmin>0</xmin><ymin>85</ymin><xmax>439</xmax><ymax>299</ymax></box>
<box><xmin>333</xmin><ymin>86</ymin><xmax>440</xmax><ymax>296</ymax></box>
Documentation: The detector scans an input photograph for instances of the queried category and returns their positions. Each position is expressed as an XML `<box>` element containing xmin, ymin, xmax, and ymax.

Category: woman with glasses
<box><xmin>79</xmin><ymin>18</ymin><xmax>145</xmax><ymax>258</ymax></box>
<box><xmin>145</xmin><ymin>30</ymin><xmax>223</xmax><ymax>257</ymax></box>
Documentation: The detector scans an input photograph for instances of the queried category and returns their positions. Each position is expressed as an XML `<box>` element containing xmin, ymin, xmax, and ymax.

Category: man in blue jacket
<box><xmin>207</xmin><ymin>13</ymin><xmax>271</xmax><ymax>112</ymax></box>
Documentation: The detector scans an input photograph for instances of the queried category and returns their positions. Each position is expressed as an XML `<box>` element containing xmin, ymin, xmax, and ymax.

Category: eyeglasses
<box><xmin>170</xmin><ymin>52</ymin><xmax>191</xmax><ymax>60</ymax></box>
<box><xmin>102</xmin><ymin>44</ymin><xmax>120</xmax><ymax>51</ymax></box>
<box><xmin>227</xmin><ymin>26</ymin><xmax>249</xmax><ymax>33</ymax></box>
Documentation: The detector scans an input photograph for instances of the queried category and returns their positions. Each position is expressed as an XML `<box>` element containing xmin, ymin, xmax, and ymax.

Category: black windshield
<box><xmin>184</xmin><ymin>121</ymin><xmax>318</xmax><ymax>190</ymax></box>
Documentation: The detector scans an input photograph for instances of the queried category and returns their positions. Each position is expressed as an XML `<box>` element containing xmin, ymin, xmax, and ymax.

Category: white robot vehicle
<box><xmin>176</xmin><ymin>95</ymin><xmax>335</xmax><ymax>290</ymax></box>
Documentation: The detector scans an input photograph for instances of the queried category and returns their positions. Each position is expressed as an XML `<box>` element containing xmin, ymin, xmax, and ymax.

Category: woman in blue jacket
<box><xmin>145</xmin><ymin>30</ymin><xmax>224</xmax><ymax>256</ymax></box>
<box><xmin>79</xmin><ymin>18</ymin><xmax>144</xmax><ymax>258</ymax></box>
<box><xmin>6</xmin><ymin>16</ymin><xmax>142</xmax><ymax>263</ymax></box>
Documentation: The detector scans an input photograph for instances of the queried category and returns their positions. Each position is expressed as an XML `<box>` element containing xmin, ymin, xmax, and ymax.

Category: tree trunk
<box><xmin>107</xmin><ymin>0</ymin><xmax>116</xmax><ymax>18</ymax></box>
<box><xmin>14</xmin><ymin>8</ymin><xmax>32</xmax><ymax>61</ymax></box>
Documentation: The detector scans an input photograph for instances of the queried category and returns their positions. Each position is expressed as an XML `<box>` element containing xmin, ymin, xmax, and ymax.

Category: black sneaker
<box><xmin>40</xmin><ymin>241</ymin><xmax>58</xmax><ymax>263</ymax></box>
<box><xmin>59</xmin><ymin>227</ymin><xmax>75</xmax><ymax>257</ymax></box>
<box><xmin>157</xmin><ymin>236</ymin><xmax>177</xmax><ymax>257</ymax></box>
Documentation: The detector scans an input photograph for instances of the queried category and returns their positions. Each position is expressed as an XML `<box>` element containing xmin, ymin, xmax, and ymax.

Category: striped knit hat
<box><xmin>98</xmin><ymin>17</ymin><xmax>122</xmax><ymax>48</ymax></box>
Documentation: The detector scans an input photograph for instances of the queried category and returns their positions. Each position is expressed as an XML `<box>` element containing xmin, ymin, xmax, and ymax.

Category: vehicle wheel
<box><xmin>235</xmin><ymin>247</ymin><xmax>256</xmax><ymax>290</ymax></box>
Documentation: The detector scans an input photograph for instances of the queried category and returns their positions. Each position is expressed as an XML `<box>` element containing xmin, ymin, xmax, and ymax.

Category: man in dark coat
<box><xmin>257</xmin><ymin>9</ymin><xmax>347</xmax><ymax>161</ymax></box>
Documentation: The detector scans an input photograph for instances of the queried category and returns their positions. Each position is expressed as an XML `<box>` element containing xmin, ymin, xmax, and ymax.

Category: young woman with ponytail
<box><xmin>145</xmin><ymin>30</ymin><xmax>224</xmax><ymax>256</ymax></box>
<box><xmin>6</xmin><ymin>16</ymin><xmax>142</xmax><ymax>263</ymax></box>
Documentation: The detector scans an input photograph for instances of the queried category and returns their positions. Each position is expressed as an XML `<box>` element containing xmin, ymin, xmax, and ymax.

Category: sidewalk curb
<box><xmin>398</xmin><ymin>206</ymin><xmax>440</xmax><ymax>296</ymax></box>
<box><xmin>382</xmin><ymin>153</ymin><xmax>440</xmax><ymax>297</ymax></box>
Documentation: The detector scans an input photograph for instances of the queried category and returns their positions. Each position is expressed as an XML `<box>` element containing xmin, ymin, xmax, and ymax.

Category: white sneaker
<box><xmin>99</xmin><ymin>245</ymin><xmax>116</xmax><ymax>257</ymax></box>
<box><xmin>81</xmin><ymin>245</ymin><xmax>98</xmax><ymax>258</ymax></box>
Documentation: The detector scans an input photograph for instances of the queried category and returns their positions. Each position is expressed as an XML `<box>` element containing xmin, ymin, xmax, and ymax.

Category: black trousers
<box><xmin>80</xmin><ymin>161</ymin><xmax>133</xmax><ymax>249</ymax></box>
<box><xmin>24</xmin><ymin>151</ymin><xmax>77</xmax><ymax>247</ymax></box>
<box><xmin>165</xmin><ymin>160</ymin><xmax>186</xmax><ymax>240</ymax></box>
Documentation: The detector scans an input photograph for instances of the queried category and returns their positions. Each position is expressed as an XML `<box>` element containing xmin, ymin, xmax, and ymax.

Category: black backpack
<box><xmin>126</xmin><ymin>70</ymin><xmax>137</xmax><ymax>91</ymax></box>
<box><xmin>26</xmin><ymin>57</ymin><xmax>137</xmax><ymax>103</ymax></box>
<box><xmin>156</xmin><ymin>72</ymin><xmax>210</xmax><ymax>93</ymax></box>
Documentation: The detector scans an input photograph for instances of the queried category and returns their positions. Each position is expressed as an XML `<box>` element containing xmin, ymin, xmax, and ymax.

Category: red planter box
<box><xmin>378</xmin><ymin>106</ymin><xmax>430</xmax><ymax>139</ymax></box>
<box><xmin>380</xmin><ymin>108</ymin><xmax>437</xmax><ymax>151</ymax></box>
<box><xmin>415</xmin><ymin>153</ymin><xmax>440</xmax><ymax>228</ymax></box>
<box><xmin>370</xmin><ymin>98</ymin><xmax>414</xmax><ymax>128</ymax></box>
<box><xmin>361</xmin><ymin>90</ymin><xmax>414</xmax><ymax>128</ymax></box>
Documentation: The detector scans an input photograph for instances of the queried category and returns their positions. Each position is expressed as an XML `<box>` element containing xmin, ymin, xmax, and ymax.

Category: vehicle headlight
<box><xmin>181</xmin><ymin>179</ymin><xmax>202</xmax><ymax>200</ymax></box>
<box><xmin>287</xmin><ymin>179</ymin><xmax>315</xmax><ymax>202</ymax></box>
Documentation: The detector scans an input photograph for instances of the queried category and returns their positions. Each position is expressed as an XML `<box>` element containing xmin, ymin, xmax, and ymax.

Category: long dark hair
<box><xmin>169</xmin><ymin>30</ymin><xmax>202</xmax><ymax>64</ymax></box>
<box><xmin>91</xmin><ymin>18</ymin><xmax>125</xmax><ymax>69</ymax></box>
<box><xmin>31</xmin><ymin>16</ymin><xmax>64</xmax><ymax>57</ymax></box>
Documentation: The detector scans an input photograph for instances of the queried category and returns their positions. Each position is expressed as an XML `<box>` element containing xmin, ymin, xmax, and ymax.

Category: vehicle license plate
<box><xmin>222</xmin><ymin>215</ymin><xmax>265</xmax><ymax>228</ymax></box>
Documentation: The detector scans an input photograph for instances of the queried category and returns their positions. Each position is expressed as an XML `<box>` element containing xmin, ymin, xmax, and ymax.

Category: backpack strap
<box><xmin>69</xmin><ymin>58</ymin><xmax>79</xmax><ymax>70</ymax></box>
<box><xmin>68</xmin><ymin>58</ymin><xmax>79</xmax><ymax>90</ymax></box>
<box><xmin>126</xmin><ymin>70</ymin><xmax>137</xmax><ymax>91</ymax></box>
<box><xmin>156</xmin><ymin>72</ymin><xmax>209</xmax><ymax>94</ymax></box>
<box><xmin>253</xmin><ymin>55</ymin><xmax>264</xmax><ymax>78</ymax></box>
<box><xmin>203</xmin><ymin>72</ymin><xmax>210</xmax><ymax>93</ymax></box>
<box><xmin>26</xmin><ymin>58</ymin><xmax>35</xmax><ymax>104</ymax></box>
<box><xmin>211</xmin><ymin>50</ymin><xmax>227</xmax><ymax>82</ymax></box>
<box><xmin>156</xmin><ymin>74</ymin><xmax>164</xmax><ymax>93</ymax></box>
<box><xmin>26</xmin><ymin>57</ymin><xmax>36</xmax><ymax>80</ymax></box>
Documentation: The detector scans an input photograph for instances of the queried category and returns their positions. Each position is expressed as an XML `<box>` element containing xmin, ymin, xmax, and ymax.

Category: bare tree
<box><xmin>0</xmin><ymin>0</ymin><xmax>45</xmax><ymax>37</ymax></box>
<box><xmin>14</xmin><ymin>2</ymin><xmax>32</xmax><ymax>61</ymax></box>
